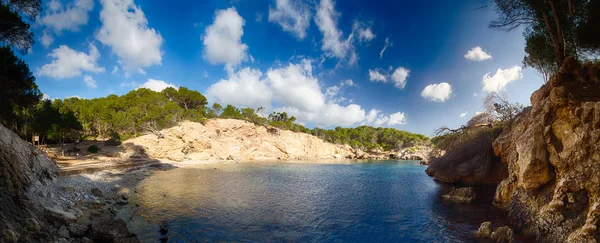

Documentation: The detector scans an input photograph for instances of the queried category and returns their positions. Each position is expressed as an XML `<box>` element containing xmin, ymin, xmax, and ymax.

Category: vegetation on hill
<box><xmin>4</xmin><ymin>87</ymin><xmax>428</xmax><ymax>152</ymax></box>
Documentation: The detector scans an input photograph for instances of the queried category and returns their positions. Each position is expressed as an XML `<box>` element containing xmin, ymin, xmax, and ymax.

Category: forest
<box><xmin>3</xmin><ymin>85</ymin><xmax>429</xmax><ymax>151</ymax></box>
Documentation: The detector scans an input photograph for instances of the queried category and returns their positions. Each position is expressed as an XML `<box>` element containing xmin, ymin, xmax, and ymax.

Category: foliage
<box><xmin>0</xmin><ymin>0</ymin><xmax>41</xmax><ymax>53</ymax></box>
<box><xmin>312</xmin><ymin>125</ymin><xmax>429</xmax><ymax>151</ymax></box>
<box><xmin>87</xmin><ymin>145</ymin><xmax>100</xmax><ymax>153</ymax></box>
<box><xmin>0</xmin><ymin>46</ymin><xmax>41</xmax><ymax>128</ymax></box>
<box><xmin>491</xmin><ymin>0</ymin><xmax>600</xmax><ymax>74</ymax></box>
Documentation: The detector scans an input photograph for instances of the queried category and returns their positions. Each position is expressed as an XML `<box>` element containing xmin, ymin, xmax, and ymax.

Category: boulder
<box><xmin>442</xmin><ymin>187</ymin><xmax>476</xmax><ymax>203</ymax></box>
<box><xmin>58</xmin><ymin>225</ymin><xmax>70</xmax><ymax>238</ymax></box>
<box><xmin>1</xmin><ymin>229</ymin><xmax>18</xmax><ymax>242</ymax></box>
<box><xmin>68</xmin><ymin>223</ymin><xmax>89</xmax><ymax>238</ymax></box>
<box><xmin>25</xmin><ymin>218</ymin><xmax>41</xmax><ymax>232</ymax></box>
<box><xmin>159</xmin><ymin>220</ymin><xmax>168</xmax><ymax>234</ymax></box>
<box><xmin>474</xmin><ymin>221</ymin><xmax>493</xmax><ymax>238</ymax></box>
<box><xmin>490</xmin><ymin>226</ymin><xmax>514</xmax><ymax>242</ymax></box>
<box><xmin>44</xmin><ymin>207</ymin><xmax>78</xmax><ymax>224</ymax></box>
<box><xmin>91</xmin><ymin>188</ymin><xmax>104</xmax><ymax>198</ymax></box>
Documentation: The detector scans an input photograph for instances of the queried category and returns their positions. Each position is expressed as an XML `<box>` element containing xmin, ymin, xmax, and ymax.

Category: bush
<box><xmin>88</xmin><ymin>145</ymin><xmax>101</xmax><ymax>153</ymax></box>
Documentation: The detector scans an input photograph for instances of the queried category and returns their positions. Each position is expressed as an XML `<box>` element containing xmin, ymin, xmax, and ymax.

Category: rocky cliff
<box><xmin>493</xmin><ymin>58</ymin><xmax>600</xmax><ymax>242</ymax></box>
<box><xmin>0</xmin><ymin>123</ymin><xmax>58</xmax><ymax>242</ymax></box>
<box><xmin>123</xmin><ymin>119</ymin><xmax>359</xmax><ymax>162</ymax></box>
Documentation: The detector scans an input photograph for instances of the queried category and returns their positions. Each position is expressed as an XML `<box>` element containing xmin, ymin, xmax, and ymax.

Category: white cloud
<box><xmin>369</xmin><ymin>69</ymin><xmax>387</xmax><ymax>82</ymax></box>
<box><xmin>314</xmin><ymin>0</ymin><xmax>357</xmax><ymax>65</ymax></box>
<box><xmin>473</xmin><ymin>92</ymin><xmax>478</xmax><ymax>97</ymax></box>
<box><xmin>37</xmin><ymin>44</ymin><xmax>105</xmax><ymax>79</ymax></box>
<box><xmin>42</xmin><ymin>94</ymin><xmax>51</xmax><ymax>100</ymax></box>
<box><xmin>353</xmin><ymin>21</ymin><xmax>375</xmax><ymax>42</ymax></box>
<box><xmin>255</xmin><ymin>12</ymin><xmax>263</xmax><ymax>22</ymax></box>
<box><xmin>111</xmin><ymin>66</ymin><xmax>118</xmax><ymax>74</ymax></box>
<box><xmin>96</xmin><ymin>0</ymin><xmax>164</xmax><ymax>70</ymax></box>
<box><xmin>66</xmin><ymin>95</ymin><xmax>85</xmax><ymax>99</ymax></box>
<box><xmin>268</xmin><ymin>0</ymin><xmax>311</xmax><ymax>39</ymax></box>
<box><xmin>266</xmin><ymin>60</ymin><xmax>325</xmax><ymax>112</ymax></box>
<box><xmin>364</xmin><ymin>109</ymin><xmax>407</xmax><ymax>127</ymax></box>
<box><xmin>40</xmin><ymin>31</ymin><xmax>54</xmax><ymax>48</ymax></box>
<box><xmin>39</xmin><ymin>0</ymin><xmax>94</xmax><ymax>38</ymax></box>
<box><xmin>136</xmin><ymin>68</ymin><xmax>146</xmax><ymax>75</ymax></box>
<box><xmin>369</xmin><ymin>67</ymin><xmax>409</xmax><ymax>89</ymax></box>
<box><xmin>391</xmin><ymin>67</ymin><xmax>409</xmax><ymax>89</ymax></box>
<box><xmin>421</xmin><ymin>82</ymin><xmax>452</xmax><ymax>102</ymax></box>
<box><xmin>206</xmin><ymin>59</ymin><xmax>402</xmax><ymax>127</ymax></box>
<box><xmin>206</xmin><ymin>68</ymin><xmax>272</xmax><ymax>109</ymax></box>
<box><xmin>139</xmin><ymin>79</ymin><xmax>177</xmax><ymax>92</ymax></box>
<box><xmin>464</xmin><ymin>46</ymin><xmax>492</xmax><ymax>61</ymax></box>
<box><xmin>341</xmin><ymin>79</ymin><xmax>356</xmax><ymax>87</ymax></box>
<box><xmin>379</xmin><ymin>37</ymin><xmax>391</xmax><ymax>59</ymax></box>
<box><xmin>482</xmin><ymin>66</ymin><xmax>523</xmax><ymax>92</ymax></box>
<box><xmin>460</xmin><ymin>112</ymin><xmax>468</xmax><ymax>118</ymax></box>
<box><xmin>203</xmin><ymin>8</ymin><xmax>248</xmax><ymax>69</ymax></box>
<box><xmin>83</xmin><ymin>75</ymin><xmax>97</xmax><ymax>88</ymax></box>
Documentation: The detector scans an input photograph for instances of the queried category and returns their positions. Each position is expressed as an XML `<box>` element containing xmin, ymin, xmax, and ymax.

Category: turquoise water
<box><xmin>127</xmin><ymin>161</ymin><xmax>507</xmax><ymax>242</ymax></box>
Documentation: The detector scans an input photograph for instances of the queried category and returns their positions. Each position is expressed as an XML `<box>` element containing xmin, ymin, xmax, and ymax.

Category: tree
<box><xmin>0</xmin><ymin>0</ymin><xmax>41</xmax><ymax>53</ymax></box>
<box><xmin>491</xmin><ymin>0</ymin><xmax>599</xmax><ymax>69</ymax></box>
<box><xmin>162</xmin><ymin>87</ymin><xmax>208</xmax><ymax>111</ymax></box>
<box><xmin>522</xmin><ymin>27</ymin><xmax>558</xmax><ymax>82</ymax></box>
<box><xmin>0</xmin><ymin>46</ymin><xmax>41</xmax><ymax>126</ymax></box>
<box><xmin>484</xmin><ymin>92</ymin><xmax>524</xmax><ymax>126</ymax></box>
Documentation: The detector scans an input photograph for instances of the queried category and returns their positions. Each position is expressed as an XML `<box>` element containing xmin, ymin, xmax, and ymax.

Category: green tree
<box><xmin>0</xmin><ymin>0</ymin><xmax>41</xmax><ymax>53</ymax></box>
<box><xmin>0</xmin><ymin>47</ymin><xmax>41</xmax><ymax>127</ymax></box>
<box><xmin>522</xmin><ymin>27</ymin><xmax>558</xmax><ymax>82</ymax></box>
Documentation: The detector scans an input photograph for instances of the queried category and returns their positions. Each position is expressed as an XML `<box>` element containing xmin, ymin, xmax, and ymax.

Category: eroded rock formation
<box><xmin>0</xmin><ymin>123</ymin><xmax>57</xmax><ymax>241</ymax></box>
<box><xmin>493</xmin><ymin>58</ymin><xmax>600</xmax><ymax>242</ymax></box>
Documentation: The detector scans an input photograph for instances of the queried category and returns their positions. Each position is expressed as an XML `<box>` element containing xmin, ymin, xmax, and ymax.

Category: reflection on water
<box><xmin>126</xmin><ymin>161</ymin><xmax>507</xmax><ymax>242</ymax></box>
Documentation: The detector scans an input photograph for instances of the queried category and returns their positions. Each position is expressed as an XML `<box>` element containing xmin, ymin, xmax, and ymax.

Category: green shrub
<box><xmin>88</xmin><ymin>145</ymin><xmax>100</xmax><ymax>153</ymax></box>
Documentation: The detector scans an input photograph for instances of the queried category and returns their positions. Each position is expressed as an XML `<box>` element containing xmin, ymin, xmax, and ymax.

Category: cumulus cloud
<box><xmin>83</xmin><ymin>75</ymin><xmax>97</xmax><ymax>88</ymax></box>
<box><xmin>391</xmin><ymin>67</ymin><xmax>409</xmax><ymax>89</ymax></box>
<box><xmin>268</xmin><ymin>0</ymin><xmax>312</xmax><ymax>39</ymax></box>
<box><xmin>421</xmin><ymin>82</ymin><xmax>452</xmax><ymax>102</ymax></box>
<box><xmin>364</xmin><ymin>109</ymin><xmax>407</xmax><ymax>127</ymax></box>
<box><xmin>460</xmin><ymin>112</ymin><xmax>468</xmax><ymax>118</ymax></box>
<box><xmin>206</xmin><ymin>68</ymin><xmax>272</xmax><ymax>109</ymax></box>
<box><xmin>37</xmin><ymin>44</ymin><xmax>105</xmax><ymax>79</ymax></box>
<box><xmin>96</xmin><ymin>0</ymin><xmax>164</xmax><ymax>70</ymax></box>
<box><xmin>482</xmin><ymin>66</ymin><xmax>523</xmax><ymax>92</ymax></box>
<box><xmin>203</xmin><ymin>8</ymin><xmax>248</xmax><ymax>69</ymax></box>
<box><xmin>111</xmin><ymin>66</ymin><xmax>118</xmax><ymax>75</ymax></box>
<box><xmin>314</xmin><ymin>0</ymin><xmax>356</xmax><ymax>65</ymax></box>
<box><xmin>206</xmin><ymin>59</ymin><xmax>403</xmax><ymax>127</ymax></box>
<box><xmin>139</xmin><ymin>79</ymin><xmax>177</xmax><ymax>92</ymax></box>
<box><xmin>465</xmin><ymin>46</ymin><xmax>492</xmax><ymax>61</ymax></box>
<box><xmin>38</xmin><ymin>0</ymin><xmax>94</xmax><ymax>46</ymax></box>
<box><xmin>42</xmin><ymin>94</ymin><xmax>51</xmax><ymax>100</ymax></box>
<box><xmin>136</xmin><ymin>68</ymin><xmax>146</xmax><ymax>75</ymax></box>
<box><xmin>369</xmin><ymin>69</ymin><xmax>387</xmax><ymax>82</ymax></box>
<box><xmin>379</xmin><ymin>37</ymin><xmax>391</xmax><ymax>59</ymax></box>
<box><xmin>369</xmin><ymin>67</ymin><xmax>409</xmax><ymax>89</ymax></box>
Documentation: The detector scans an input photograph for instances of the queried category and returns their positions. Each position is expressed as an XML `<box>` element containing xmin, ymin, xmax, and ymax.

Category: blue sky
<box><xmin>23</xmin><ymin>0</ymin><xmax>544</xmax><ymax>135</ymax></box>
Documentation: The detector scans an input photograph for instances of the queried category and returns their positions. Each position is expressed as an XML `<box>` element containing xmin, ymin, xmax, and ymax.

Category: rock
<box><xmin>58</xmin><ymin>238</ymin><xmax>70</xmax><ymax>243</ymax></box>
<box><xmin>474</xmin><ymin>222</ymin><xmax>492</xmax><ymax>238</ymax></box>
<box><xmin>226</xmin><ymin>155</ymin><xmax>234</xmax><ymax>160</ymax></box>
<box><xmin>25</xmin><ymin>218</ymin><xmax>41</xmax><ymax>232</ymax></box>
<box><xmin>81</xmin><ymin>237</ymin><xmax>92</xmax><ymax>243</ymax></box>
<box><xmin>61</xmin><ymin>186</ymin><xmax>75</xmax><ymax>192</ymax></box>
<box><xmin>159</xmin><ymin>220</ymin><xmax>168</xmax><ymax>234</ymax></box>
<box><xmin>491</xmin><ymin>60</ymin><xmax>600</xmax><ymax>242</ymax></box>
<box><xmin>68</xmin><ymin>223</ymin><xmax>89</xmax><ymax>238</ymax></box>
<box><xmin>122</xmin><ymin>119</ymin><xmax>357</xmax><ymax>162</ymax></box>
<box><xmin>45</xmin><ymin>207</ymin><xmax>78</xmax><ymax>224</ymax></box>
<box><xmin>91</xmin><ymin>218</ymin><xmax>136</xmax><ymax>242</ymax></box>
<box><xmin>354</xmin><ymin>149</ymin><xmax>365</xmax><ymax>159</ymax></box>
<box><xmin>160</xmin><ymin>235</ymin><xmax>169</xmax><ymax>242</ymax></box>
<box><xmin>58</xmin><ymin>225</ymin><xmax>70</xmax><ymax>238</ymax></box>
<box><xmin>490</xmin><ymin>226</ymin><xmax>514</xmax><ymax>242</ymax></box>
<box><xmin>333</xmin><ymin>153</ymin><xmax>340</xmax><ymax>158</ymax></box>
<box><xmin>0</xmin><ymin>123</ymin><xmax>57</xmax><ymax>240</ymax></box>
<box><xmin>1</xmin><ymin>229</ymin><xmax>18</xmax><ymax>242</ymax></box>
<box><xmin>442</xmin><ymin>187</ymin><xmax>476</xmax><ymax>203</ymax></box>
<box><xmin>91</xmin><ymin>188</ymin><xmax>104</xmax><ymax>198</ymax></box>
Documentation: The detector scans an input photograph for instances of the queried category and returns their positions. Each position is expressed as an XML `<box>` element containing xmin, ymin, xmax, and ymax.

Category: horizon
<box><xmin>23</xmin><ymin>0</ymin><xmax>545</xmax><ymax>136</ymax></box>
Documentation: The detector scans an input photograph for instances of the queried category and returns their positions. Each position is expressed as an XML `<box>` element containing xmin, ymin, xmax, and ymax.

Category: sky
<box><xmin>22</xmin><ymin>0</ymin><xmax>545</xmax><ymax>136</ymax></box>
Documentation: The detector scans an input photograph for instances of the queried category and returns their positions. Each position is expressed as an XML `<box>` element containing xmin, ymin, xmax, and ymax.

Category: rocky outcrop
<box><xmin>442</xmin><ymin>187</ymin><xmax>476</xmax><ymax>203</ymax></box>
<box><xmin>493</xmin><ymin>58</ymin><xmax>600</xmax><ymax>242</ymax></box>
<box><xmin>394</xmin><ymin>146</ymin><xmax>443</xmax><ymax>165</ymax></box>
<box><xmin>0</xmin><ymin>123</ymin><xmax>58</xmax><ymax>242</ymax></box>
<box><xmin>123</xmin><ymin>119</ymin><xmax>359</xmax><ymax>162</ymax></box>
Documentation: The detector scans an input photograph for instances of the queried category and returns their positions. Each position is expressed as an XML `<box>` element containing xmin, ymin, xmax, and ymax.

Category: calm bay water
<box><xmin>125</xmin><ymin>161</ymin><xmax>507</xmax><ymax>242</ymax></box>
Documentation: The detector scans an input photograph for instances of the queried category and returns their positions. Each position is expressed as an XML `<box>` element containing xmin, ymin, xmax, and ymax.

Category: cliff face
<box><xmin>0</xmin><ymin>123</ymin><xmax>58</xmax><ymax>241</ymax></box>
<box><xmin>493</xmin><ymin>58</ymin><xmax>600</xmax><ymax>242</ymax></box>
<box><xmin>123</xmin><ymin>119</ymin><xmax>359</xmax><ymax>162</ymax></box>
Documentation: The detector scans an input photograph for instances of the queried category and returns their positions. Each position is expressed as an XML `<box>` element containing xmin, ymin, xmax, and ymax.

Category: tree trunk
<box><xmin>541</xmin><ymin>10</ymin><xmax>565</xmax><ymax>69</ymax></box>
<box><xmin>547</xmin><ymin>0</ymin><xmax>566</xmax><ymax>67</ymax></box>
